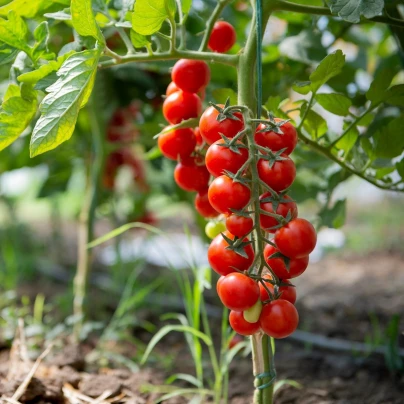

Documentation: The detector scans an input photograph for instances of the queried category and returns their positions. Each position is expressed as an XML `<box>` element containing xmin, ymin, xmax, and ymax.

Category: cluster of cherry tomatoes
<box><xmin>157</xmin><ymin>21</ymin><xmax>316</xmax><ymax>340</ymax></box>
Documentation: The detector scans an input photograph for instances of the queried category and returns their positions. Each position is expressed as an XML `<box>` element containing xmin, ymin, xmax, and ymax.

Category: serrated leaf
<box><xmin>0</xmin><ymin>84</ymin><xmax>38</xmax><ymax>151</ymax></box>
<box><xmin>0</xmin><ymin>0</ymin><xmax>54</xmax><ymax>18</ymax></box>
<box><xmin>71</xmin><ymin>0</ymin><xmax>104</xmax><ymax>43</ymax></box>
<box><xmin>212</xmin><ymin>88</ymin><xmax>238</xmax><ymax>106</ymax></box>
<box><xmin>30</xmin><ymin>49</ymin><xmax>100</xmax><ymax>157</ymax></box>
<box><xmin>373</xmin><ymin>117</ymin><xmax>404</xmax><ymax>159</ymax></box>
<box><xmin>366</xmin><ymin>68</ymin><xmax>395</xmax><ymax>105</ymax></box>
<box><xmin>310</xmin><ymin>50</ymin><xmax>345</xmax><ymax>92</ymax></box>
<box><xmin>0</xmin><ymin>11</ymin><xmax>30</xmax><ymax>54</ymax></box>
<box><xmin>292</xmin><ymin>81</ymin><xmax>311</xmax><ymax>95</ymax></box>
<box><xmin>316</xmin><ymin>93</ymin><xmax>352</xmax><ymax>116</ymax></box>
<box><xmin>18</xmin><ymin>51</ymin><xmax>76</xmax><ymax>86</ymax></box>
<box><xmin>319</xmin><ymin>199</ymin><xmax>346</xmax><ymax>229</ymax></box>
<box><xmin>130</xmin><ymin>30</ymin><xmax>150</xmax><ymax>48</ymax></box>
<box><xmin>132</xmin><ymin>0</ymin><xmax>176</xmax><ymax>36</ymax></box>
<box><xmin>182</xmin><ymin>0</ymin><xmax>192</xmax><ymax>14</ymax></box>
<box><xmin>330</xmin><ymin>0</ymin><xmax>384</xmax><ymax>23</ymax></box>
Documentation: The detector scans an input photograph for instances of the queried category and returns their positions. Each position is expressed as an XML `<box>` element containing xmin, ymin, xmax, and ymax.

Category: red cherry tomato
<box><xmin>205</xmin><ymin>140</ymin><xmax>249</xmax><ymax>177</ymax></box>
<box><xmin>257</xmin><ymin>156</ymin><xmax>296</xmax><ymax>192</ymax></box>
<box><xmin>217</xmin><ymin>272</ymin><xmax>260</xmax><ymax>311</ymax></box>
<box><xmin>259</xmin><ymin>274</ymin><xmax>296</xmax><ymax>304</ymax></box>
<box><xmin>194</xmin><ymin>127</ymin><xmax>203</xmax><ymax>146</ymax></box>
<box><xmin>208</xmin><ymin>175</ymin><xmax>251</xmax><ymax>215</ymax></box>
<box><xmin>225</xmin><ymin>214</ymin><xmax>253</xmax><ymax>237</ymax></box>
<box><xmin>259</xmin><ymin>193</ymin><xmax>297</xmax><ymax>233</ymax></box>
<box><xmin>166</xmin><ymin>81</ymin><xmax>180</xmax><ymax>96</ymax></box>
<box><xmin>171</xmin><ymin>59</ymin><xmax>211</xmax><ymax>93</ymax></box>
<box><xmin>229</xmin><ymin>311</ymin><xmax>260</xmax><ymax>336</ymax></box>
<box><xmin>157</xmin><ymin>127</ymin><xmax>196</xmax><ymax>160</ymax></box>
<box><xmin>208</xmin><ymin>231</ymin><xmax>254</xmax><ymax>276</ymax></box>
<box><xmin>208</xmin><ymin>21</ymin><xmax>237</xmax><ymax>53</ymax></box>
<box><xmin>174</xmin><ymin>158</ymin><xmax>210</xmax><ymax>192</ymax></box>
<box><xmin>260</xmin><ymin>299</ymin><xmax>299</xmax><ymax>338</ymax></box>
<box><xmin>264</xmin><ymin>244</ymin><xmax>309</xmax><ymax>279</ymax></box>
<box><xmin>199</xmin><ymin>105</ymin><xmax>244</xmax><ymax>145</ymax></box>
<box><xmin>195</xmin><ymin>188</ymin><xmax>219</xmax><ymax>218</ymax></box>
<box><xmin>274</xmin><ymin>218</ymin><xmax>317</xmax><ymax>259</ymax></box>
<box><xmin>255</xmin><ymin>119</ymin><xmax>298</xmax><ymax>155</ymax></box>
<box><xmin>163</xmin><ymin>91</ymin><xmax>202</xmax><ymax>124</ymax></box>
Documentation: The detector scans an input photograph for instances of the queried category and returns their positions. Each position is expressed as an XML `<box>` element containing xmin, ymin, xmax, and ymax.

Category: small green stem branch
<box><xmin>199</xmin><ymin>0</ymin><xmax>232</xmax><ymax>52</ymax></box>
<box><xmin>99</xmin><ymin>49</ymin><xmax>239</xmax><ymax>69</ymax></box>
<box><xmin>271</xmin><ymin>0</ymin><xmax>404</xmax><ymax>28</ymax></box>
<box><xmin>297</xmin><ymin>91</ymin><xmax>316</xmax><ymax>132</ymax></box>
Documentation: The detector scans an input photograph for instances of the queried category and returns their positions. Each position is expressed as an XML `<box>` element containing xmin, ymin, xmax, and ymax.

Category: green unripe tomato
<box><xmin>205</xmin><ymin>221</ymin><xmax>226</xmax><ymax>239</ymax></box>
<box><xmin>243</xmin><ymin>299</ymin><xmax>263</xmax><ymax>323</ymax></box>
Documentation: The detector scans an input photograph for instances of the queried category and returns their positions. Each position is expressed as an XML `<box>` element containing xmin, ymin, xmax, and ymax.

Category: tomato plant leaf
<box><xmin>366</xmin><ymin>68</ymin><xmax>395</xmax><ymax>105</ymax></box>
<box><xmin>0</xmin><ymin>11</ymin><xmax>30</xmax><ymax>54</ymax></box>
<box><xmin>0</xmin><ymin>0</ymin><xmax>56</xmax><ymax>18</ymax></box>
<box><xmin>373</xmin><ymin>117</ymin><xmax>404</xmax><ymax>159</ymax></box>
<box><xmin>132</xmin><ymin>0</ymin><xmax>176</xmax><ymax>36</ymax></box>
<box><xmin>395</xmin><ymin>158</ymin><xmax>404</xmax><ymax>180</ymax></box>
<box><xmin>181</xmin><ymin>0</ymin><xmax>192</xmax><ymax>14</ymax></box>
<box><xmin>309</xmin><ymin>50</ymin><xmax>345</xmax><ymax>92</ymax></box>
<box><xmin>30</xmin><ymin>49</ymin><xmax>100</xmax><ymax>157</ymax></box>
<box><xmin>71</xmin><ymin>0</ymin><xmax>104</xmax><ymax>43</ymax></box>
<box><xmin>212</xmin><ymin>88</ymin><xmax>238</xmax><ymax>106</ymax></box>
<box><xmin>319</xmin><ymin>199</ymin><xmax>346</xmax><ymax>229</ymax></box>
<box><xmin>316</xmin><ymin>93</ymin><xmax>352</xmax><ymax>116</ymax></box>
<box><xmin>0</xmin><ymin>43</ymin><xmax>19</xmax><ymax>65</ymax></box>
<box><xmin>300</xmin><ymin>103</ymin><xmax>328</xmax><ymax>139</ymax></box>
<box><xmin>384</xmin><ymin>85</ymin><xmax>404</xmax><ymax>107</ymax></box>
<box><xmin>130</xmin><ymin>30</ymin><xmax>150</xmax><ymax>48</ymax></box>
<box><xmin>0</xmin><ymin>84</ymin><xmax>38</xmax><ymax>151</ymax></box>
<box><xmin>18</xmin><ymin>51</ymin><xmax>76</xmax><ymax>86</ymax></box>
<box><xmin>336</xmin><ymin>124</ymin><xmax>358</xmax><ymax>154</ymax></box>
<box><xmin>292</xmin><ymin>81</ymin><xmax>311</xmax><ymax>95</ymax></box>
<box><xmin>44</xmin><ymin>9</ymin><xmax>71</xmax><ymax>21</ymax></box>
<box><xmin>330</xmin><ymin>0</ymin><xmax>384</xmax><ymax>23</ymax></box>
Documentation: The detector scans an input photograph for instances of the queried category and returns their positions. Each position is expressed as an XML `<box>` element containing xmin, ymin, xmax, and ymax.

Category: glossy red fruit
<box><xmin>158</xmin><ymin>127</ymin><xmax>196</xmax><ymax>160</ymax></box>
<box><xmin>174</xmin><ymin>158</ymin><xmax>210</xmax><ymax>192</ymax></box>
<box><xmin>208</xmin><ymin>21</ymin><xmax>237</xmax><ymax>53</ymax></box>
<box><xmin>264</xmin><ymin>244</ymin><xmax>309</xmax><ymax>279</ymax></box>
<box><xmin>274</xmin><ymin>218</ymin><xmax>317</xmax><ymax>259</ymax></box>
<box><xmin>195</xmin><ymin>189</ymin><xmax>219</xmax><ymax>218</ymax></box>
<box><xmin>163</xmin><ymin>91</ymin><xmax>202</xmax><ymax>124</ymax></box>
<box><xmin>257</xmin><ymin>156</ymin><xmax>296</xmax><ymax>192</ymax></box>
<box><xmin>172</xmin><ymin>59</ymin><xmax>211</xmax><ymax>93</ymax></box>
<box><xmin>229</xmin><ymin>311</ymin><xmax>260</xmax><ymax>336</ymax></box>
<box><xmin>255</xmin><ymin>119</ymin><xmax>298</xmax><ymax>155</ymax></box>
<box><xmin>166</xmin><ymin>81</ymin><xmax>180</xmax><ymax>96</ymax></box>
<box><xmin>259</xmin><ymin>193</ymin><xmax>298</xmax><ymax>233</ymax></box>
<box><xmin>199</xmin><ymin>105</ymin><xmax>244</xmax><ymax>145</ymax></box>
<box><xmin>205</xmin><ymin>140</ymin><xmax>249</xmax><ymax>177</ymax></box>
<box><xmin>208</xmin><ymin>175</ymin><xmax>251</xmax><ymax>215</ymax></box>
<box><xmin>259</xmin><ymin>275</ymin><xmax>296</xmax><ymax>304</ymax></box>
<box><xmin>225</xmin><ymin>214</ymin><xmax>253</xmax><ymax>237</ymax></box>
<box><xmin>217</xmin><ymin>272</ymin><xmax>260</xmax><ymax>311</ymax></box>
<box><xmin>194</xmin><ymin>127</ymin><xmax>203</xmax><ymax>146</ymax></box>
<box><xmin>259</xmin><ymin>299</ymin><xmax>299</xmax><ymax>338</ymax></box>
<box><xmin>208</xmin><ymin>231</ymin><xmax>254</xmax><ymax>276</ymax></box>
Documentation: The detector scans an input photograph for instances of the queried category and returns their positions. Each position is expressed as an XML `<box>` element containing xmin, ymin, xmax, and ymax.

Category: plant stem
<box><xmin>98</xmin><ymin>49</ymin><xmax>239</xmax><ymax>69</ymax></box>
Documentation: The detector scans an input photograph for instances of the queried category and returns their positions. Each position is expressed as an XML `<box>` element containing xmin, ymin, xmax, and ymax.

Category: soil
<box><xmin>1</xmin><ymin>251</ymin><xmax>404</xmax><ymax>403</ymax></box>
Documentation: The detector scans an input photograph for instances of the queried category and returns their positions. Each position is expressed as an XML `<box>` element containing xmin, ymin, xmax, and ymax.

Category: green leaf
<box><xmin>132</xmin><ymin>0</ymin><xmax>176</xmax><ymax>35</ymax></box>
<box><xmin>30</xmin><ymin>49</ymin><xmax>101</xmax><ymax>157</ymax></box>
<box><xmin>0</xmin><ymin>11</ymin><xmax>30</xmax><ymax>54</ymax></box>
<box><xmin>130</xmin><ymin>30</ymin><xmax>150</xmax><ymax>48</ymax></box>
<box><xmin>292</xmin><ymin>81</ymin><xmax>312</xmax><ymax>95</ymax></box>
<box><xmin>0</xmin><ymin>84</ymin><xmax>38</xmax><ymax>151</ymax></box>
<box><xmin>373</xmin><ymin>117</ymin><xmax>404</xmax><ymax>159</ymax></box>
<box><xmin>395</xmin><ymin>158</ymin><xmax>404</xmax><ymax>180</ymax></box>
<box><xmin>310</xmin><ymin>50</ymin><xmax>345</xmax><ymax>92</ymax></box>
<box><xmin>375</xmin><ymin>166</ymin><xmax>395</xmax><ymax>179</ymax></box>
<box><xmin>360</xmin><ymin>137</ymin><xmax>375</xmax><ymax>160</ymax></box>
<box><xmin>31</xmin><ymin>21</ymin><xmax>51</xmax><ymax>61</ymax></box>
<box><xmin>366</xmin><ymin>68</ymin><xmax>395</xmax><ymax>105</ymax></box>
<box><xmin>18</xmin><ymin>51</ymin><xmax>76</xmax><ymax>86</ymax></box>
<box><xmin>0</xmin><ymin>43</ymin><xmax>18</xmax><ymax>65</ymax></box>
<box><xmin>181</xmin><ymin>0</ymin><xmax>192</xmax><ymax>14</ymax></box>
<box><xmin>0</xmin><ymin>0</ymin><xmax>54</xmax><ymax>18</ymax></box>
<box><xmin>71</xmin><ymin>0</ymin><xmax>104</xmax><ymax>43</ymax></box>
<box><xmin>212</xmin><ymin>88</ymin><xmax>238</xmax><ymax>106</ymax></box>
<box><xmin>301</xmin><ymin>104</ymin><xmax>328</xmax><ymax>139</ymax></box>
<box><xmin>319</xmin><ymin>199</ymin><xmax>346</xmax><ymax>229</ymax></box>
<box><xmin>316</xmin><ymin>93</ymin><xmax>352</xmax><ymax>116</ymax></box>
<box><xmin>384</xmin><ymin>85</ymin><xmax>404</xmax><ymax>107</ymax></box>
<box><xmin>44</xmin><ymin>9</ymin><xmax>71</xmax><ymax>21</ymax></box>
<box><xmin>336</xmin><ymin>124</ymin><xmax>358</xmax><ymax>154</ymax></box>
<box><xmin>330</xmin><ymin>0</ymin><xmax>384</xmax><ymax>23</ymax></box>
<box><xmin>265</xmin><ymin>95</ymin><xmax>281</xmax><ymax>114</ymax></box>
